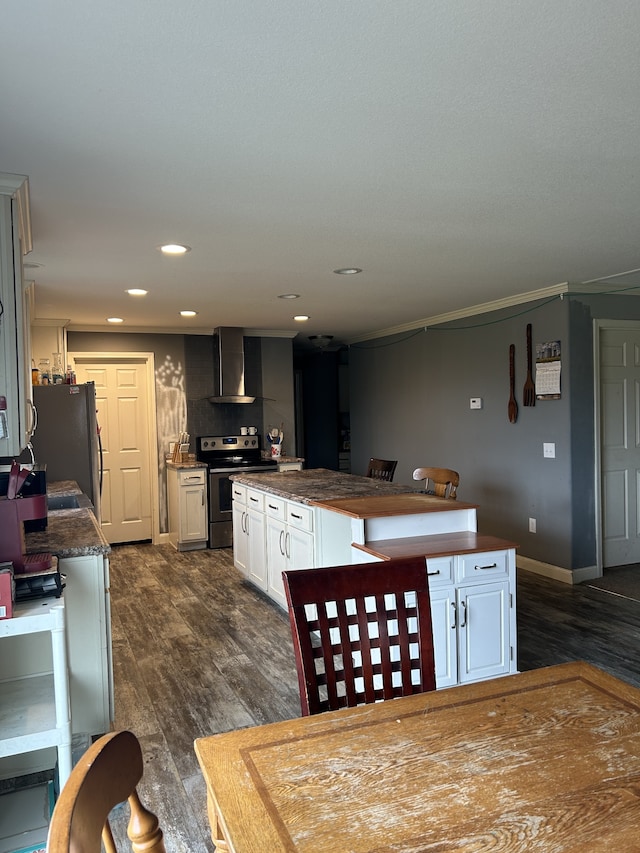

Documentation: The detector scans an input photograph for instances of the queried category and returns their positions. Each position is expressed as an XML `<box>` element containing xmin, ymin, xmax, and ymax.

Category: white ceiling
<box><xmin>2</xmin><ymin>2</ymin><xmax>639</xmax><ymax>348</ymax></box>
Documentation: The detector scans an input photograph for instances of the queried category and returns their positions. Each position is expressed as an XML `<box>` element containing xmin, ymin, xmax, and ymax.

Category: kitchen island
<box><xmin>230</xmin><ymin>468</ymin><xmax>518</xmax><ymax>688</ymax></box>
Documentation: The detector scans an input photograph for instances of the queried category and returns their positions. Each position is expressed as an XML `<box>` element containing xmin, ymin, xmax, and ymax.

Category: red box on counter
<box><xmin>0</xmin><ymin>563</ymin><xmax>14</xmax><ymax>619</ymax></box>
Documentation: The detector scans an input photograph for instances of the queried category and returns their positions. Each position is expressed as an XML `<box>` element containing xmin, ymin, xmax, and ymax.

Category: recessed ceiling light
<box><xmin>180</xmin><ymin>310</ymin><xmax>198</xmax><ymax>317</ymax></box>
<box><xmin>158</xmin><ymin>243</ymin><xmax>191</xmax><ymax>255</ymax></box>
<box><xmin>278</xmin><ymin>293</ymin><xmax>300</xmax><ymax>300</ymax></box>
<box><xmin>107</xmin><ymin>317</ymin><xmax>124</xmax><ymax>324</ymax></box>
<box><xmin>294</xmin><ymin>315</ymin><xmax>310</xmax><ymax>322</ymax></box>
<box><xmin>333</xmin><ymin>268</ymin><xmax>362</xmax><ymax>275</ymax></box>
<box><xmin>126</xmin><ymin>288</ymin><xmax>148</xmax><ymax>296</ymax></box>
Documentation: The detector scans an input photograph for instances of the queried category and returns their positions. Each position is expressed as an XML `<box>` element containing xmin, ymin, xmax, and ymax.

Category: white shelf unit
<box><xmin>0</xmin><ymin>598</ymin><xmax>72</xmax><ymax>788</ymax></box>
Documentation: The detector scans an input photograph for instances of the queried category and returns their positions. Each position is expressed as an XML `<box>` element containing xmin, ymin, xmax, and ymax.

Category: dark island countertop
<box><xmin>229</xmin><ymin>468</ymin><xmax>414</xmax><ymax>505</ymax></box>
<box><xmin>25</xmin><ymin>480</ymin><xmax>110</xmax><ymax>558</ymax></box>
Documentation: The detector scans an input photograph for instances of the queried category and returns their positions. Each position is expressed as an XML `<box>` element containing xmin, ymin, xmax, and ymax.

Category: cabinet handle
<box><xmin>242</xmin><ymin>511</ymin><xmax>248</xmax><ymax>534</ymax></box>
<box><xmin>475</xmin><ymin>563</ymin><xmax>498</xmax><ymax>571</ymax></box>
<box><xmin>285</xmin><ymin>531</ymin><xmax>291</xmax><ymax>559</ymax></box>
<box><xmin>27</xmin><ymin>399</ymin><xmax>37</xmax><ymax>436</ymax></box>
<box><xmin>268</xmin><ymin>504</ymin><xmax>279</xmax><ymax>510</ymax></box>
<box><xmin>290</xmin><ymin>513</ymin><xmax>302</xmax><ymax>520</ymax></box>
<box><xmin>250</xmin><ymin>496</ymin><xmax>259</xmax><ymax>503</ymax></box>
<box><xmin>245</xmin><ymin>512</ymin><xmax>249</xmax><ymax>534</ymax></box>
<box><xmin>459</xmin><ymin>599</ymin><xmax>467</xmax><ymax>628</ymax></box>
<box><xmin>427</xmin><ymin>569</ymin><xmax>441</xmax><ymax>577</ymax></box>
<box><xmin>450</xmin><ymin>601</ymin><xmax>457</xmax><ymax>629</ymax></box>
<box><xmin>279</xmin><ymin>530</ymin><xmax>285</xmax><ymax>555</ymax></box>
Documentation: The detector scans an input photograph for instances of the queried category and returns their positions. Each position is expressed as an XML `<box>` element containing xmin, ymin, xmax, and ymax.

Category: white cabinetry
<box><xmin>427</xmin><ymin>550</ymin><xmax>514</xmax><ymax>689</ymax></box>
<box><xmin>0</xmin><ymin>598</ymin><xmax>72</xmax><ymax>787</ymax></box>
<box><xmin>168</xmin><ymin>466</ymin><xmax>208</xmax><ymax>551</ymax></box>
<box><xmin>0</xmin><ymin>174</ymin><xmax>34</xmax><ymax>457</ymax></box>
<box><xmin>232</xmin><ymin>480</ymin><xmax>517</xmax><ymax>691</ymax></box>
<box><xmin>232</xmin><ymin>484</ymin><xmax>249</xmax><ymax>574</ymax></box>
<box><xmin>246</xmin><ymin>489</ymin><xmax>267</xmax><ymax>590</ymax></box>
<box><xmin>58</xmin><ymin>553</ymin><xmax>113</xmax><ymax>735</ymax></box>
<box><xmin>232</xmin><ymin>485</ymin><xmax>268</xmax><ymax>589</ymax></box>
<box><xmin>265</xmin><ymin>497</ymin><xmax>314</xmax><ymax>609</ymax></box>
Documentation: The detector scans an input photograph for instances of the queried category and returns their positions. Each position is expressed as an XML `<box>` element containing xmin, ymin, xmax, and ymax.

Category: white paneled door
<box><xmin>600</xmin><ymin>324</ymin><xmax>640</xmax><ymax>568</ymax></box>
<box><xmin>73</xmin><ymin>357</ymin><xmax>153</xmax><ymax>544</ymax></box>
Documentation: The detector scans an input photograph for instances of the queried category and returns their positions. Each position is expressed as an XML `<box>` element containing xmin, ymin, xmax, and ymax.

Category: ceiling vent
<box><xmin>208</xmin><ymin>327</ymin><xmax>256</xmax><ymax>404</ymax></box>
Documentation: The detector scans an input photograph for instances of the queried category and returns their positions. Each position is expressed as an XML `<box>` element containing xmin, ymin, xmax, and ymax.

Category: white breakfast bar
<box><xmin>231</xmin><ymin>468</ymin><xmax>518</xmax><ymax>689</ymax></box>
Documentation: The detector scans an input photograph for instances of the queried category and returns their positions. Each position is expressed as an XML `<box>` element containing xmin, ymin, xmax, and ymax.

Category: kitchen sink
<box><xmin>47</xmin><ymin>494</ymin><xmax>80</xmax><ymax>510</ymax></box>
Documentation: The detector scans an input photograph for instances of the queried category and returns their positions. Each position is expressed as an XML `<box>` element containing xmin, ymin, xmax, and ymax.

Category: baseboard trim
<box><xmin>517</xmin><ymin>555</ymin><xmax>600</xmax><ymax>585</ymax></box>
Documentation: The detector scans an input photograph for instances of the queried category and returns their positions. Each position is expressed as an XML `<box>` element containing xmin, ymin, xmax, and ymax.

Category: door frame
<box><xmin>70</xmin><ymin>351</ymin><xmax>160</xmax><ymax>545</ymax></box>
<box><xmin>593</xmin><ymin>319</ymin><xmax>640</xmax><ymax>575</ymax></box>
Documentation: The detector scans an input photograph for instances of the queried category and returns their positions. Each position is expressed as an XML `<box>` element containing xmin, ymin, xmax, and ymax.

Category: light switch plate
<box><xmin>543</xmin><ymin>442</ymin><xmax>556</xmax><ymax>458</ymax></box>
<box><xmin>470</xmin><ymin>397</ymin><xmax>482</xmax><ymax>409</ymax></box>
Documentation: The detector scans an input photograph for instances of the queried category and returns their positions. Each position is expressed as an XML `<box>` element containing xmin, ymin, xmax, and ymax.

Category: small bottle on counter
<box><xmin>66</xmin><ymin>365</ymin><xmax>76</xmax><ymax>384</ymax></box>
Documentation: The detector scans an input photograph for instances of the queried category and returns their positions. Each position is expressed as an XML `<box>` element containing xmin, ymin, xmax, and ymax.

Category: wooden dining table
<box><xmin>194</xmin><ymin>661</ymin><xmax>640</xmax><ymax>852</ymax></box>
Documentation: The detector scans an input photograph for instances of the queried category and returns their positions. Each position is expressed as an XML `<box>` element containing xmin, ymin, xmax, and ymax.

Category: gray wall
<box><xmin>350</xmin><ymin>297</ymin><xmax>581</xmax><ymax>569</ymax></box>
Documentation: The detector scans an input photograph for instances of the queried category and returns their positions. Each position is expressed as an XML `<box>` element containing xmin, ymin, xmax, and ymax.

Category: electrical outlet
<box><xmin>529</xmin><ymin>517</ymin><xmax>536</xmax><ymax>533</ymax></box>
<box><xmin>543</xmin><ymin>442</ymin><xmax>556</xmax><ymax>458</ymax></box>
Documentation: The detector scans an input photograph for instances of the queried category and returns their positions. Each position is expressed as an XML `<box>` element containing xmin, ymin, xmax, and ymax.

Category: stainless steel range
<box><xmin>196</xmin><ymin>435</ymin><xmax>278</xmax><ymax>548</ymax></box>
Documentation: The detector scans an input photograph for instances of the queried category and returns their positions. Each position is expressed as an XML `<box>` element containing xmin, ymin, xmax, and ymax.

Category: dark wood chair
<box><xmin>282</xmin><ymin>557</ymin><xmax>436</xmax><ymax>716</ymax></box>
<box><xmin>412</xmin><ymin>467</ymin><xmax>459</xmax><ymax>500</ymax></box>
<box><xmin>47</xmin><ymin>730</ymin><xmax>166</xmax><ymax>853</ymax></box>
<box><xmin>366</xmin><ymin>457</ymin><xmax>398</xmax><ymax>481</ymax></box>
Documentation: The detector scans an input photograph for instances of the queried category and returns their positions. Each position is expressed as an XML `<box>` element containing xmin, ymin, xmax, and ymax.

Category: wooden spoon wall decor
<box><xmin>508</xmin><ymin>344</ymin><xmax>518</xmax><ymax>423</ymax></box>
<box><xmin>523</xmin><ymin>323</ymin><xmax>536</xmax><ymax>406</ymax></box>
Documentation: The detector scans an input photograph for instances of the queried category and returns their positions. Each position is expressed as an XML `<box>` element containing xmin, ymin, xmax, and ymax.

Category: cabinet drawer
<box><xmin>458</xmin><ymin>550</ymin><xmax>509</xmax><ymax>582</ymax></box>
<box><xmin>265</xmin><ymin>496</ymin><xmax>286</xmax><ymax>519</ymax></box>
<box><xmin>425</xmin><ymin>556</ymin><xmax>453</xmax><ymax>585</ymax></box>
<box><xmin>287</xmin><ymin>502</ymin><xmax>313</xmax><ymax>532</ymax></box>
<box><xmin>247</xmin><ymin>489</ymin><xmax>265</xmax><ymax>512</ymax></box>
<box><xmin>232</xmin><ymin>484</ymin><xmax>247</xmax><ymax>505</ymax></box>
<box><xmin>178</xmin><ymin>469</ymin><xmax>206</xmax><ymax>486</ymax></box>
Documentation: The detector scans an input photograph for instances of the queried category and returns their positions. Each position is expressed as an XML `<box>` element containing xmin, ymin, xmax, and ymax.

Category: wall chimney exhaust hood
<box><xmin>208</xmin><ymin>326</ymin><xmax>256</xmax><ymax>404</ymax></box>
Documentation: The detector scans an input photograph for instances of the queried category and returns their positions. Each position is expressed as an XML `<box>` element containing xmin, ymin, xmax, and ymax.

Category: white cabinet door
<box><xmin>180</xmin><ymin>482</ymin><xmax>207</xmax><ymax>542</ymax></box>
<box><xmin>266</xmin><ymin>500</ymin><xmax>314</xmax><ymax>608</ymax></box>
<box><xmin>457</xmin><ymin>580</ymin><xmax>510</xmax><ymax>684</ymax></box>
<box><xmin>0</xmin><ymin>184</ymin><xmax>33</xmax><ymax>456</ymax></box>
<box><xmin>247</xmin><ymin>506</ymin><xmax>267</xmax><ymax>591</ymax></box>
<box><xmin>168</xmin><ymin>468</ymin><xmax>207</xmax><ymax>550</ymax></box>
<box><xmin>58</xmin><ymin>554</ymin><xmax>113</xmax><ymax>736</ymax></box>
<box><xmin>429</xmin><ymin>586</ymin><xmax>457</xmax><ymax>689</ymax></box>
<box><xmin>266</xmin><ymin>515</ymin><xmax>288</xmax><ymax>607</ymax></box>
<box><xmin>232</xmin><ymin>502</ymin><xmax>249</xmax><ymax>575</ymax></box>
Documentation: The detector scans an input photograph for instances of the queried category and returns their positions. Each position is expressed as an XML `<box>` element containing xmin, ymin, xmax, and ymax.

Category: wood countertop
<box><xmin>310</xmin><ymin>492</ymin><xmax>478</xmax><ymax>518</ymax></box>
<box><xmin>353</xmin><ymin>530</ymin><xmax>518</xmax><ymax>560</ymax></box>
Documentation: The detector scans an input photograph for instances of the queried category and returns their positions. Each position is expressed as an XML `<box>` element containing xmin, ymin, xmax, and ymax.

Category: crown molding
<box><xmin>346</xmin><ymin>283</ymin><xmax>572</xmax><ymax>345</ymax></box>
<box><xmin>64</xmin><ymin>324</ymin><xmax>299</xmax><ymax>338</ymax></box>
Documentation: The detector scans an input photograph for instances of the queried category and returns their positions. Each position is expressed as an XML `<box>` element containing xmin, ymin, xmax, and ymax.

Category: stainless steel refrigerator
<box><xmin>31</xmin><ymin>382</ymin><xmax>102</xmax><ymax>521</ymax></box>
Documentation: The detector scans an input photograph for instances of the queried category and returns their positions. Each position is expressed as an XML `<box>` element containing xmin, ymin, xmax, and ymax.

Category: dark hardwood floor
<box><xmin>107</xmin><ymin>544</ymin><xmax>640</xmax><ymax>851</ymax></box>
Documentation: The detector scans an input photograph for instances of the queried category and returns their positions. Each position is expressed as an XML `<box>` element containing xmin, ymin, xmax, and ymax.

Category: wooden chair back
<box><xmin>47</xmin><ymin>730</ymin><xmax>166</xmax><ymax>853</ymax></box>
<box><xmin>412</xmin><ymin>467</ymin><xmax>460</xmax><ymax>500</ymax></box>
<box><xmin>283</xmin><ymin>557</ymin><xmax>436</xmax><ymax>716</ymax></box>
<box><xmin>366</xmin><ymin>458</ymin><xmax>398</xmax><ymax>481</ymax></box>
